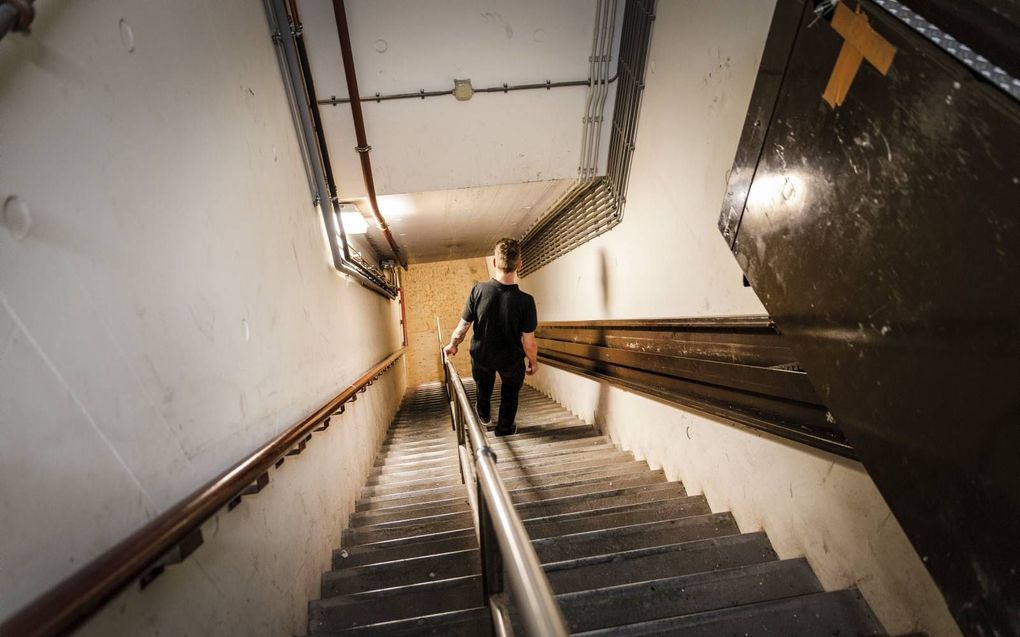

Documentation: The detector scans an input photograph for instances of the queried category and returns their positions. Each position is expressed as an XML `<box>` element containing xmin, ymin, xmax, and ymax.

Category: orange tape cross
<box><xmin>822</xmin><ymin>2</ymin><xmax>897</xmax><ymax>108</ymax></box>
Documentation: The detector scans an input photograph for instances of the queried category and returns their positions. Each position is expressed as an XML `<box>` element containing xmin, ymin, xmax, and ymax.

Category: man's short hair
<box><xmin>494</xmin><ymin>238</ymin><xmax>522</xmax><ymax>272</ymax></box>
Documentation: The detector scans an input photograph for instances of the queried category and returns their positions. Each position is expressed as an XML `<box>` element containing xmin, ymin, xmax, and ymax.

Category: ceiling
<box><xmin>296</xmin><ymin>0</ymin><xmax>621</xmax><ymax>263</ymax></box>
<box><xmin>355</xmin><ymin>178</ymin><xmax>576</xmax><ymax>263</ymax></box>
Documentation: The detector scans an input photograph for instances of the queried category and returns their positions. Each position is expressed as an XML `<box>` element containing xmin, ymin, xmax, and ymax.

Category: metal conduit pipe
<box><xmin>522</xmin><ymin>188</ymin><xmax>618</xmax><ymax>271</ymax></box>
<box><xmin>529</xmin><ymin>219</ymin><xmax>616</xmax><ymax>275</ymax></box>
<box><xmin>523</xmin><ymin>0</ymin><xmax>615</xmax><ymax>245</ymax></box>
<box><xmin>521</xmin><ymin>0</ymin><xmax>654</xmax><ymax>277</ymax></box>
<box><xmin>268</xmin><ymin>0</ymin><xmax>395</xmax><ymax>299</ymax></box>
<box><xmin>526</xmin><ymin>0</ymin><xmax>617</xmax><ymax>246</ymax></box>
<box><xmin>520</xmin><ymin>179</ymin><xmax>591</xmax><ymax>244</ymax></box>
<box><xmin>613</xmin><ymin>2</ymin><xmax>653</xmax><ymax>217</ymax></box>
<box><xmin>527</xmin><ymin>222</ymin><xmax>616</xmax><ymax>272</ymax></box>
<box><xmin>529</xmin><ymin>184</ymin><xmax>615</xmax><ymax>241</ymax></box>
<box><xmin>332</xmin><ymin>0</ymin><xmax>407</xmax><ymax>269</ymax></box>
<box><xmin>586</xmin><ymin>0</ymin><xmax>615</xmax><ymax>179</ymax></box>
<box><xmin>590</xmin><ymin>0</ymin><xmax>619</xmax><ymax>180</ymax></box>
<box><xmin>579</xmin><ymin>0</ymin><xmax>602</xmax><ymax>181</ymax></box>
<box><xmin>287</xmin><ymin>0</ymin><xmax>371</xmax><ymax>279</ymax></box>
<box><xmin>583</xmin><ymin>0</ymin><xmax>610</xmax><ymax>180</ymax></box>
<box><xmin>578</xmin><ymin>0</ymin><xmax>601</xmax><ymax>180</ymax></box>
<box><xmin>588</xmin><ymin>0</ymin><xmax>609</xmax><ymax>180</ymax></box>
<box><xmin>528</xmin><ymin>191</ymin><xmax>616</xmax><ymax>252</ymax></box>
<box><xmin>317</xmin><ymin>77</ymin><xmax>604</xmax><ymax>106</ymax></box>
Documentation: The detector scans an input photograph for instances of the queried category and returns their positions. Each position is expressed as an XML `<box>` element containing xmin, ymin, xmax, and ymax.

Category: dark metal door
<box><xmin>719</xmin><ymin>1</ymin><xmax>1020</xmax><ymax>634</ymax></box>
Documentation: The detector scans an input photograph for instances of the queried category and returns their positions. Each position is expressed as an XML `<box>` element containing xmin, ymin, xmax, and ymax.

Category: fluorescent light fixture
<box><xmin>339</xmin><ymin>211</ymin><xmax>368</xmax><ymax>235</ymax></box>
<box><xmin>377</xmin><ymin>194</ymin><xmax>416</xmax><ymax>219</ymax></box>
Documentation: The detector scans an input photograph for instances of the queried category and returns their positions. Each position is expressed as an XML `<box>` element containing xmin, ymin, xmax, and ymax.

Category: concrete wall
<box><xmin>520</xmin><ymin>1</ymin><xmax>959</xmax><ymax>635</ymax></box>
<box><xmin>0</xmin><ymin>1</ymin><xmax>405</xmax><ymax>634</ymax></box>
<box><xmin>402</xmin><ymin>256</ymin><xmax>494</xmax><ymax>387</ymax></box>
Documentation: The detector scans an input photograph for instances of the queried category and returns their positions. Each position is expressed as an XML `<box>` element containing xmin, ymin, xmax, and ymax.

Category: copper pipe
<box><xmin>332</xmin><ymin>0</ymin><xmax>407</xmax><ymax>268</ymax></box>
<box><xmin>0</xmin><ymin>349</ymin><xmax>405</xmax><ymax>637</ymax></box>
<box><xmin>397</xmin><ymin>274</ymin><xmax>409</xmax><ymax>347</ymax></box>
<box><xmin>282</xmin><ymin>0</ymin><xmax>395</xmax><ymax>297</ymax></box>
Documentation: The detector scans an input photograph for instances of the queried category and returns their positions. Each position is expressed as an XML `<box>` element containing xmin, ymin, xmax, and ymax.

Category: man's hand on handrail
<box><xmin>445</xmin><ymin>318</ymin><xmax>472</xmax><ymax>357</ymax></box>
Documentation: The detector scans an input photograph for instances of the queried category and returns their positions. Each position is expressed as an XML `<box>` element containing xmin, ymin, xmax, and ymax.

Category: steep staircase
<box><xmin>308</xmin><ymin>382</ymin><xmax>888</xmax><ymax>635</ymax></box>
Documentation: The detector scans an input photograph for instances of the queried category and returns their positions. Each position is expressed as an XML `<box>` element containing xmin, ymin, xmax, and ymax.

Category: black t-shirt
<box><xmin>461</xmin><ymin>279</ymin><xmax>538</xmax><ymax>371</ymax></box>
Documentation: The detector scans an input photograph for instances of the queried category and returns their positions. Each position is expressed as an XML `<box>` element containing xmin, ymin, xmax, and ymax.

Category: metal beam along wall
<box><xmin>520</xmin><ymin>0</ymin><xmax>656</xmax><ymax>277</ymax></box>
<box><xmin>536</xmin><ymin>317</ymin><xmax>855</xmax><ymax>458</ymax></box>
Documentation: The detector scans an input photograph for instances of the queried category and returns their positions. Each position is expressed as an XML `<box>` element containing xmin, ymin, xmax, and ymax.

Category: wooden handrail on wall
<box><xmin>1</xmin><ymin>348</ymin><xmax>405</xmax><ymax>637</ymax></box>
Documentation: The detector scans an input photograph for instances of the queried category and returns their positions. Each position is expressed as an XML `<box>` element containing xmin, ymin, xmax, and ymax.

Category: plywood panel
<box><xmin>403</xmin><ymin>257</ymin><xmax>492</xmax><ymax>387</ymax></box>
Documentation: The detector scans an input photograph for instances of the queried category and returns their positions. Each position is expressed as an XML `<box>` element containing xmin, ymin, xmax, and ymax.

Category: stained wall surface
<box><xmin>402</xmin><ymin>256</ymin><xmax>495</xmax><ymax>387</ymax></box>
<box><xmin>0</xmin><ymin>1</ymin><xmax>405</xmax><ymax>634</ymax></box>
<box><xmin>520</xmin><ymin>1</ymin><xmax>960</xmax><ymax>635</ymax></box>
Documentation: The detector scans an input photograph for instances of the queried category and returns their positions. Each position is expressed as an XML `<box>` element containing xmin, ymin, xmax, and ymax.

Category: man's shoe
<box><xmin>474</xmin><ymin>403</ymin><xmax>491</xmax><ymax>427</ymax></box>
<box><xmin>494</xmin><ymin>423</ymin><xmax>518</xmax><ymax>437</ymax></box>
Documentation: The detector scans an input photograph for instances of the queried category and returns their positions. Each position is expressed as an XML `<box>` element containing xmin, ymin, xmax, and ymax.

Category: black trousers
<box><xmin>472</xmin><ymin>359</ymin><xmax>525</xmax><ymax>434</ymax></box>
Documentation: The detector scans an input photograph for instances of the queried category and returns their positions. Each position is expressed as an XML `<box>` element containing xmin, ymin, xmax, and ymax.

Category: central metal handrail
<box><xmin>436</xmin><ymin>319</ymin><xmax>568</xmax><ymax>637</ymax></box>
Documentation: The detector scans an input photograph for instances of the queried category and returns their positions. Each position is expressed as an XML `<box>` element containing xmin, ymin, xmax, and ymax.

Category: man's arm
<box><xmin>522</xmin><ymin>331</ymin><xmax>539</xmax><ymax>375</ymax></box>
<box><xmin>444</xmin><ymin>319</ymin><xmax>472</xmax><ymax>357</ymax></box>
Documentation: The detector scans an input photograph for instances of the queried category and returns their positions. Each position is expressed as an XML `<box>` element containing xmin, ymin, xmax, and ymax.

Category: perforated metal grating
<box><xmin>520</xmin><ymin>0</ymin><xmax>656</xmax><ymax>277</ymax></box>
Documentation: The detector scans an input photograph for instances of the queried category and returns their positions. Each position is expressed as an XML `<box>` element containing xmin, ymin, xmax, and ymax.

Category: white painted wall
<box><xmin>520</xmin><ymin>1</ymin><xmax>960</xmax><ymax>635</ymax></box>
<box><xmin>0</xmin><ymin>1</ymin><xmax>405</xmax><ymax>634</ymax></box>
<box><xmin>523</xmin><ymin>0</ymin><xmax>767</xmax><ymax>319</ymax></box>
<box><xmin>298</xmin><ymin>0</ymin><xmax>620</xmax><ymax>196</ymax></box>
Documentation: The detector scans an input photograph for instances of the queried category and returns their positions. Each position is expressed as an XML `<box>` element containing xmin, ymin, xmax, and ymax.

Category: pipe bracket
<box><xmin>139</xmin><ymin>527</ymin><xmax>204</xmax><ymax>589</ymax></box>
<box><xmin>227</xmin><ymin>472</ymin><xmax>270</xmax><ymax>511</ymax></box>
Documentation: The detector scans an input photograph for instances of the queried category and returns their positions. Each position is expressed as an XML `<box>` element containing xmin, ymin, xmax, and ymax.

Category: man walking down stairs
<box><xmin>306</xmin><ymin>383</ymin><xmax>891</xmax><ymax>635</ymax></box>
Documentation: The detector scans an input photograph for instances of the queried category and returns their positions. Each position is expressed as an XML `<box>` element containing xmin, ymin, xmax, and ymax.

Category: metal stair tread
<box><xmin>379</xmin><ymin>423</ymin><xmax>593</xmax><ymax>451</ymax></box>
<box><xmin>335</xmin><ymin>511</ymin><xmax>740</xmax><ymax>571</ymax></box>
<box><xmin>354</xmin><ymin>467</ymin><xmax>668</xmax><ymax>512</ymax></box>
<box><xmin>318</xmin><ymin>606</ymin><xmax>492</xmax><ymax>636</ymax></box>
<box><xmin>359</xmin><ymin>460</ymin><xmax>658</xmax><ymax>503</ymax></box>
<box><xmin>334</xmin><ymin>534</ymin><xmax>479</xmax><ymax>569</ymax></box>
<box><xmin>555</xmin><ymin>558</ymin><xmax>823</xmax><ymax>633</ymax></box>
<box><xmin>312</xmin><ymin>382</ymin><xmax>887</xmax><ymax>637</ymax></box>
<box><xmin>323</xmin><ymin>548</ymin><xmax>480</xmax><ymax>596</ymax></box>
<box><xmin>375</xmin><ymin>433</ymin><xmax>599</xmax><ymax>466</ymax></box>
<box><xmin>324</xmin><ymin>532</ymin><xmax>775</xmax><ymax>600</ymax></box>
<box><xmin>345</xmin><ymin>494</ymin><xmax>707</xmax><ymax>546</ymax></box>
<box><xmin>364</xmin><ymin>446</ymin><xmax>630</xmax><ymax>486</ymax></box>
<box><xmin>544</xmin><ymin>532</ymin><xmax>778</xmax><ymax>594</ymax></box>
<box><xmin>353</xmin><ymin>480</ymin><xmax>683</xmax><ymax>530</ymax></box>
<box><xmin>359</xmin><ymin>455</ymin><xmax>650</xmax><ymax>497</ymax></box>
<box><xmin>571</xmin><ymin>589</ymin><xmax>886</xmax><ymax>637</ymax></box>
<box><xmin>525</xmin><ymin>494</ymin><xmax>712</xmax><ymax>540</ymax></box>
<box><xmin>308</xmin><ymin>573</ymin><xmax>482</xmax><ymax>633</ymax></box>
<box><xmin>314</xmin><ymin>573</ymin><xmax>480</xmax><ymax>607</ymax></box>
<box><xmin>351</xmin><ymin>474</ymin><xmax>675</xmax><ymax>525</ymax></box>
<box><xmin>372</xmin><ymin>437</ymin><xmax>612</xmax><ymax>473</ymax></box>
